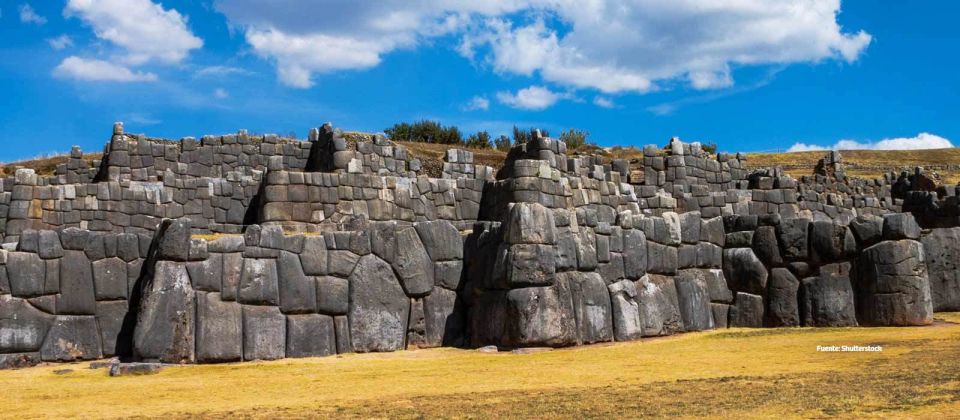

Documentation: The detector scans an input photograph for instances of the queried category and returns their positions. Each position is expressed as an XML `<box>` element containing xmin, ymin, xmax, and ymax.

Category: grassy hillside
<box><xmin>746</xmin><ymin>148</ymin><xmax>960</xmax><ymax>184</ymax></box>
<box><xmin>3</xmin><ymin>313</ymin><xmax>959</xmax><ymax>418</ymax></box>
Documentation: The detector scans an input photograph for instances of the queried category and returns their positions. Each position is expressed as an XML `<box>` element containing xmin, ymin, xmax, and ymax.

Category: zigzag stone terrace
<box><xmin>0</xmin><ymin>122</ymin><xmax>957</xmax><ymax>367</ymax></box>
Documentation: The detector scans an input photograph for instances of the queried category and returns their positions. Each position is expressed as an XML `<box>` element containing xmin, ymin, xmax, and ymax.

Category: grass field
<box><xmin>3</xmin><ymin>313</ymin><xmax>959</xmax><ymax>419</ymax></box>
<box><xmin>746</xmin><ymin>148</ymin><xmax>960</xmax><ymax>184</ymax></box>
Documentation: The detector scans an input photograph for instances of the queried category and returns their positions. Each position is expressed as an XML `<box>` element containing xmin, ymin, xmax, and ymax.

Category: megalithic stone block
<box><xmin>858</xmin><ymin>240</ymin><xmax>933</xmax><ymax>326</ymax></box>
<box><xmin>391</xmin><ymin>227</ymin><xmax>433</xmax><ymax>297</ymax></box>
<box><xmin>349</xmin><ymin>255</ymin><xmax>409</xmax><ymax>352</ymax></box>
<box><xmin>196</xmin><ymin>292</ymin><xmax>242</xmax><ymax>363</ymax></box>
<box><xmin>134</xmin><ymin>261</ymin><xmax>195</xmax><ymax>363</ymax></box>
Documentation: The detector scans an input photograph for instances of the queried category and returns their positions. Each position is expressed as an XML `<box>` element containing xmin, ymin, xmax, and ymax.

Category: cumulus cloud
<box><xmin>593</xmin><ymin>96</ymin><xmax>614</xmax><ymax>109</ymax></box>
<box><xmin>64</xmin><ymin>0</ymin><xmax>202</xmax><ymax>65</ymax></box>
<box><xmin>19</xmin><ymin>4</ymin><xmax>46</xmax><ymax>24</ymax></box>
<box><xmin>47</xmin><ymin>35</ymin><xmax>73</xmax><ymax>50</ymax></box>
<box><xmin>786</xmin><ymin>133</ymin><xmax>954</xmax><ymax>152</ymax></box>
<box><xmin>496</xmin><ymin>85</ymin><xmax>568</xmax><ymax>110</ymax></box>
<box><xmin>53</xmin><ymin>56</ymin><xmax>158</xmax><ymax>82</ymax></box>
<box><xmin>463</xmin><ymin>96</ymin><xmax>490</xmax><ymax>111</ymax></box>
<box><xmin>215</xmin><ymin>0</ymin><xmax>870</xmax><ymax>91</ymax></box>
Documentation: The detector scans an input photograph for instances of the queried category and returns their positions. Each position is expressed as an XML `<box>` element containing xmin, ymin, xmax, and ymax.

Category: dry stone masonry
<box><xmin>0</xmin><ymin>123</ymin><xmax>955</xmax><ymax>367</ymax></box>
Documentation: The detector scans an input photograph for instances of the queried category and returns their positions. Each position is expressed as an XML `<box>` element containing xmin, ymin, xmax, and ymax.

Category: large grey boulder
<box><xmin>391</xmin><ymin>227</ymin><xmax>434</xmax><ymax>297</ymax></box>
<box><xmin>674</xmin><ymin>270</ymin><xmax>715</xmax><ymax>331</ymax></box>
<box><xmin>434</xmin><ymin>260</ymin><xmax>463</xmax><ymax>290</ymax></box>
<box><xmin>299</xmin><ymin>236</ymin><xmax>329</xmax><ymax>275</ymax></box>
<box><xmin>349</xmin><ymin>255</ymin><xmax>409</xmax><ymax>352</ymax></box>
<box><xmin>809</xmin><ymin>221</ymin><xmax>856</xmax><ymax>263</ymax></box>
<box><xmin>95</xmin><ymin>300</ymin><xmax>128</xmax><ymax>357</ymax></box>
<box><xmin>38</xmin><ymin>230</ymin><xmax>63</xmax><ymax>259</ymax></box>
<box><xmin>921</xmin><ymin>228</ymin><xmax>960</xmax><ymax>311</ymax></box>
<box><xmin>777</xmin><ymin>218</ymin><xmax>809</xmax><ymax>260</ymax></box>
<box><xmin>850</xmin><ymin>215</ymin><xmax>883</xmax><ymax>247</ymax></box>
<box><xmin>504</xmin><ymin>244</ymin><xmax>556</xmax><ymax>287</ymax></box>
<box><xmin>242</xmin><ymin>305</ymin><xmax>285</xmax><ymax>361</ymax></box>
<box><xmin>729</xmin><ymin>292</ymin><xmax>764</xmax><ymax>328</ymax></box>
<box><xmin>679</xmin><ymin>211</ymin><xmax>701</xmax><ymax>244</ymax></box>
<box><xmin>575</xmin><ymin>230</ymin><xmax>598</xmax><ymax>270</ymax></box>
<box><xmin>134</xmin><ymin>261</ymin><xmax>196</xmax><ymax>363</ymax></box>
<box><xmin>157</xmin><ymin>218</ymin><xmax>191</xmax><ymax>262</ymax></box>
<box><xmin>564</xmin><ymin>272</ymin><xmax>613</xmax><ymax>344</ymax></box>
<box><xmin>423</xmin><ymin>287</ymin><xmax>462</xmax><ymax>347</ymax></box>
<box><xmin>858</xmin><ymin>240</ymin><xmax>933</xmax><ymax>326</ymax></box>
<box><xmin>238</xmin><ymin>258</ymin><xmax>279</xmax><ymax>305</ymax></box>
<box><xmin>505</xmin><ymin>283</ymin><xmax>576</xmax><ymax>347</ymax></box>
<box><xmin>766</xmin><ymin>268</ymin><xmax>800</xmax><ymax>327</ymax></box>
<box><xmin>622</xmin><ymin>229</ymin><xmax>647</xmax><ymax>279</ymax></box>
<box><xmin>646</xmin><ymin>242</ymin><xmax>678</xmax><ymax>275</ymax></box>
<box><xmin>468</xmin><ymin>290</ymin><xmax>508</xmax><ymax>347</ymax></box>
<box><xmin>7</xmin><ymin>252</ymin><xmax>45</xmax><ymax>298</ymax></box>
<box><xmin>722</xmin><ymin>248</ymin><xmax>768</xmax><ymax>295</ymax></box>
<box><xmin>59</xmin><ymin>250</ymin><xmax>96</xmax><ymax>315</ymax></box>
<box><xmin>751</xmin><ymin>226</ymin><xmax>783</xmax><ymax>267</ymax></box>
<box><xmin>40</xmin><ymin>315</ymin><xmax>102</xmax><ymax>361</ymax></box>
<box><xmin>882</xmin><ymin>213</ymin><xmax>921</xmax><ymax>240</ymax></box>
<box><xmin>608</xmin><ymin>279</ymin><xmax>643</xmax><ymax>341</ymax></box>
<box><xmin>286</xmin><ymin>314</ymin><xmax>336</xmax><ymax>358</ymax></box>
<box><xmin>327</xmin><ymin>250</ymin><xmax>359</xmax><ymax>277</ymax></box>
<box><xmin>0</xmin><ymin>294</ymin><xmax>54</xmax><ymax>353</ymax></box>
<box><xmin>221</xmin><ymin>253</ymin><xmax>243</xmax><ymax>301</ymax></box>
<box><xmin>277</xmin><ymin>251</ymin><xmax>318</xmax><ymax>314</ymax></box>
<box><xmin>702</xmin><ymin>268</ymin><xmax>732</xmax><ymax>303</ymax></box>
<box><xmin>701</xmin><ymin>216</ymin><xmax>725</xmax><ymax>246</ymax></box>
<box><xmin>316</xmin><ymin>276</ymin><xmax>349</xmax><ymax>315</ymax></box>
<box><xmin>186</xmin><ymin>253</ymin><xmax>222</xmax><ymax>292</ymax></box>
<box><xmin>93</xmin><ymin>257</ymin><xmax>128</xmax><ymax>300</ymax></box>
<box><xmin>415</xmin><ymin>220</ymin><xmax>463</xmax><ymax>261</ymax></box>
<box><xmin>710</xmin><ymin>303</ymin><xmax>729</xmax><ymax>328</ymax></box>
<box><xmin>504</xmin><ymin>203</ymin><xmax>556</xmax><ymax>245</ymax></box>
<box><xmin>800</xmin><ymin>262</ymin><xmax>857</xmax><ymax>327</ymax></box>
<box><xmin>637</xmin><ymin>275</ymin><xmax>683</xmax><ymax>336</ymax></box>
<box><xmin>196</xmin><ymin>292</ymin><xmax>242</xmax><ymax>363</ymax></box>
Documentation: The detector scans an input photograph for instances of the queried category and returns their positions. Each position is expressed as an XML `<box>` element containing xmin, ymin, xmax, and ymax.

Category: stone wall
<box><xmin>0</xmin><ymin>122</ymin><xmax>956</xmax><ymax>368</ymax></box>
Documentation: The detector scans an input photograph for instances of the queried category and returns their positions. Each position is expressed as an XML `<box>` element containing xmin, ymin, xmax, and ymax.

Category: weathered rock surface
<box><xmin>722</xmin><ymin>248</ymin><xmax>767</xmax><ymax>295</ymax></box>
<box><xmin>921</xmin><ymin>228</ymin><xmax>960</xmax><ymax>311</ymax></box>
<box><xmin>349</xmin><ymin>255</ymin><xmax>409</xmax><ymax>352</ymax></box>
<box><xmin>800</xmin><ymin>263</ymin><xmax>857</xmax><ymax>327</ymax></box>
<box><xmin>766</xmin><ymin>268</ymin><xmax>800</xmax><ymax>327</ymax></box>
<box><xmin>242</xmin><ymin>305</ymin><xmax>285</xmax><ymax>361</ymax></box>
<box><xmin>637</xmin><ymin>275</ymin><xmax>683</xmax><ymax>336</ymax></box>
<box><xmin>858</xmin><ymin>240</ymin><xmax>933</xmax><ymax>326</ymax></box>
<box><xmin>674</xmin><ymin>270</ymin><xmax>714</xmax><ymax>331</ymax></box>
<box><xmin>134</xmin><ymin>261</ymin><xmax>196</xmax><ymax>363</ymax></box>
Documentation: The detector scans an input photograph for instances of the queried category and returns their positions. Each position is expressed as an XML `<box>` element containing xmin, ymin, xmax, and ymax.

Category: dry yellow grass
<box><xmin>747</xmin><ymin>148</ymin><xmax>960</xmax><ymax>184</ymax></box>
<box><xmin>4</xmin><ymin>313</ymin><xmax>959</xmax><ymax>419</ymax></box>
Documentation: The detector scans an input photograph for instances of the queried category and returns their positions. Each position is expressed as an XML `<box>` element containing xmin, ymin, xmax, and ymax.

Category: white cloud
<box><xmin>194</xmin><ymin>65</ymin><xmax>253</xmax><ymax>78</ymax></box>
<box><xmin>593</xmin><ymin>96</ymin><xmax>614</xmax><ymax>109</ymax></box>
<box><xmin>47</xmin><ymin>35</ymin><xmax>73</xmax><ymax>50</ymax></box>
<box><xmin>463</xmin><ymin>96</ymin><xmax>490</xmax><ymax>111</ymax></box>
<box><xmin>19</xmin><ymin>4</ymin><xmax>46</xmax><ymax>24</ymax></box>
<box><xmin>786</xmin><ymin>133</ymin><xmax>954</xmax><ymax>152</ymax></box>
<box><xmin>53</xmin><ymin>56</ymin><xmax>158</xmax><ymax>82</ymax></box>
<box><xmin>64</xmin><ymin>0</ymin><xmax>202</xmax><ymax>65</ymax></box>
<box><xmin>496</xmin><ymin>85</ymin><xmax>567</xmax><ymax>110</ymax></box>
<box><xmin>215</xmin><ymin>1</ymin><xmax>870</xmax><ymax>91</ymax></box>
<box><xmin>214</xmin><ymin>88</ymin><xmax>229</xmax><ymax>99</ymax></box>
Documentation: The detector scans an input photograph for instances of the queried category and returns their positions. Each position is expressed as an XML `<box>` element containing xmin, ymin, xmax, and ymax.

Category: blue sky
<box><xmin>0</xmin><ymin>0</ymin><xmax>957</xmax><ymax>161</ymax></box>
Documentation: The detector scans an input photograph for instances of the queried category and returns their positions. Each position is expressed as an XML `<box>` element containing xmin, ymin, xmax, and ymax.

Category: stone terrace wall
<box><xmin>1</xmin><ymin>122</ymin><xmax>958</xmax><ymax>368</ymax></box>
<box><xmin>0</xmin><ymin>228</ymin><xmax>150</xmax><ymax>367</ymax></box>
<box><xmin>131</xmin><ymin>218</ymin><xmax>466</xmax><ymax>363</ymax></box>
